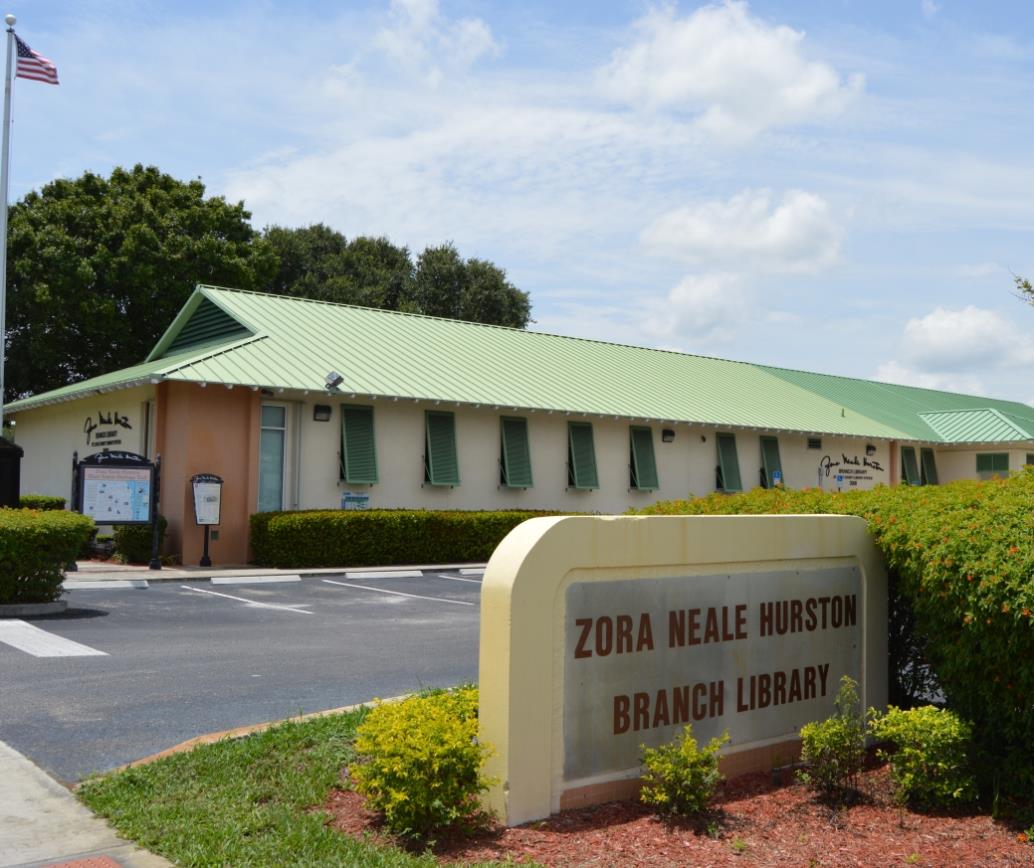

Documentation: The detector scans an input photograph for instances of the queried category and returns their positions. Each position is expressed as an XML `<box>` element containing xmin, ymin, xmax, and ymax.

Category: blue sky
<box><xmin>7</xmin><ymin>0</ymin><xmax>1034</xmax><ymax>401</ymax></box>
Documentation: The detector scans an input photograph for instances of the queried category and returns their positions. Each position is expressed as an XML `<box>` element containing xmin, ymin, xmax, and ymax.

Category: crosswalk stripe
<box><xmin>0</xmin><ymin>620</ymin><xmax>108</xmax><ymax>657</ymax></box>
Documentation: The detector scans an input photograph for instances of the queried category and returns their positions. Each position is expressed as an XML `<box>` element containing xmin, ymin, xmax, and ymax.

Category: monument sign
<box><xmin>478</xmin><ymin>515</ymin><xmax>887</xmax><ymax>826</ymax></box>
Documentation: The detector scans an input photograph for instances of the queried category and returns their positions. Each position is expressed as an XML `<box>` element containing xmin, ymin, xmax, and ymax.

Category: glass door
<box><xmin>258</xmin><ymin>404</ymin><xmax>287</xmax><ymax>511</ymax></box>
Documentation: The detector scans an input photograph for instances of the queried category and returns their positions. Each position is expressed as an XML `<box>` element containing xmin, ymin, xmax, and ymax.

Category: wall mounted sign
<box><xmin>83</xmin><ymin>410</ymin><xmax>133</xmax><ymax>447</ymax></box>
<box><xmin>820</xmin><ymin>453</ymin><xmax>886</xmax><ymax>487</ymax></box>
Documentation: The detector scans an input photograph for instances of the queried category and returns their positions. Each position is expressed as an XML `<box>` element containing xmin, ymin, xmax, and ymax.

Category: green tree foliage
<box><xmin>6</xmin><ymin>165</ymin><xmax>277</xmax><ymax>400</ymax></box>
<box><xmin>264</xmin><ymin>228</ymin><xmax>531</xmax><ymax>328</ymax></box>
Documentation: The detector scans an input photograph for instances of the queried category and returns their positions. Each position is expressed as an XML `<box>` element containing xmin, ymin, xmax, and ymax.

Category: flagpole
<box><xmin>0</xmin><ymin>13</ymin><xmax>14</xmax><ymax>431</ymax></box>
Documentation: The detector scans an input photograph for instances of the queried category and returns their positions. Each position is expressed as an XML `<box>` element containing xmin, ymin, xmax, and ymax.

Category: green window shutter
<box><xmin>500</xmin><ymin>417</ymin><xmax>533</xmax><ymax>488</ymax></box>
<box><xmin>716</xmin><ymin>433</ymin><xmax>742</xmax><ymax>492</ymax></box>
<box><xmin>425</xmin><ymin>411</ymin><xmax>459</xmax><ymax>486</ymax></box>
<box><xmin>919</xmin><ymin>447</ymin><xmax>938</xmax><ymax>486</ymax></box>
<box><xmin>629</xmin><ymin>426</ymin><xmax>659</xmax><ymax>490</ymax></box>
<box><xmin>901</xmin><ymin>446</ymin><xmax>920</xmax><ymax>485</ymax></box>
<box><xmin>340</xmin><ymin>405</ymin><xmax>378</xmax><ymax>484</ymax></box>
<box><xmin>760</xmin><ymin>436</ymin><xmax>783</xmax><ymax>489</ymax></box>
<box><xmin>568</xmin><ymin>422</ymin><xmax>599</xmax><ymax>490</ymax></box>
<box><xmin>976</xmin><ymin>453</ymin><xmax>1008</xmax><ymax>475</ymax></box>
<box><xmin>1026</xmin><ymin>454</ymin><xmax>1034</xmax><ymax>466</ymax></box>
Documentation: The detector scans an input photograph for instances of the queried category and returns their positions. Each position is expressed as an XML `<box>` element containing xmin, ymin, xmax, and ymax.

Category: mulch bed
<box><xmin>323</xmin><ymin>765</ymin><xmax>1034</xmax><ymax>866</ymax></box>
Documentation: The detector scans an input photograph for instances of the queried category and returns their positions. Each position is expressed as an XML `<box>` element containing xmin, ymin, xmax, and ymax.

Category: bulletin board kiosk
<box><xmin>72</xmin><ymin>449</ymin><xmax>162</xmax><ymax>570</ymax></box>
<box><xmin>191</xmin><ymin>473</ymin><xmax>223</xmax><ymax>567</ymax></box>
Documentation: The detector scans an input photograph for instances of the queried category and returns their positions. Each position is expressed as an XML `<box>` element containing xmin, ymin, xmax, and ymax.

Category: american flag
<box><xmin>15</xmin><ymin>35</ymin><xmax>58</xmax><ymax>85</ymax></box>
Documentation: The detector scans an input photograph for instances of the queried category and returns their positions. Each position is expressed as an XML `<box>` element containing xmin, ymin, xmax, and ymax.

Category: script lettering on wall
<box><xmin>820</xmin><ymin>453</ymin><xmax>885</xmax><ymax>487</ymax></box>
<box><xmin>84</xmin><ymin>411</ymin><xmax>132</xmax><ymax>447</ymax></box>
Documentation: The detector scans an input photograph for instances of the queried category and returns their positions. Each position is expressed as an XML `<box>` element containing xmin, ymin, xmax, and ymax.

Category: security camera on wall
<box><xmin>325</xmin><ymin>371</ymin><xmax>344</xmax><ymax>389</ymax></box>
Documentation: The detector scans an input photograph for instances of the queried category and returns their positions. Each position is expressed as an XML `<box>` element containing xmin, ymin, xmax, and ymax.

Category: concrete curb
<box><xmin>62</xmin><ymin>562</ymin><xmax>487</xmax><ymax>585</ymax></box>
<box><xmin>105</xmin><ymin>694</ymin><xmax>411</xmax><ymax>775</ymax></box>
<box><xmin>0</xmin><ymin>600</ymin><xmax>66</xmax><ymax>618</ymax></box>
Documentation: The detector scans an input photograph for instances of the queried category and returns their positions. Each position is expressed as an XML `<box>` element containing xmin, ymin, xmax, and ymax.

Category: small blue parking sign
<box><xmin>772</xmin><ymin>470</ymin><xmax>782</xmax><ymax>485</ymax></box>
<box><xmin>836</xmin><ymin>474</ymin><xmax>844</xmax><ymax>483</ymax></box>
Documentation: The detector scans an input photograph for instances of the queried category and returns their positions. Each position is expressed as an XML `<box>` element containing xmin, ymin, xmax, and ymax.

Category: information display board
<box><xmin>192</xmin><ymin>474</ymin><xmax>223</xmax><ymax>525</ymax></box>
<box><xmin>80</xmin><ymin>465</ymin><xmax>153</xmax><ymax>524</ymax></box>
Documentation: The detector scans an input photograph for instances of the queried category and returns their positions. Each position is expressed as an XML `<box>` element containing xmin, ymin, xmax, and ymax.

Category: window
<box><xmin>900</xmin><ymin>446</ymin><xmax>921</xmax><ymax>486</ymax></box>
<box><xmin>920</xmin><ymin>448</ymin><xmax>939</xmax><ymax>486</ymax></box>
<box><xmin>425</xmin><ymin>411</ymin><xmax>459</xmax><ymax>486</ymax></box>
<box><xmin>629</xmin><ymin>426</ymin><xmax>659</xmax><ymax>490</ymax></box>
<box><xmin>258</xmin><ymin>404</ymin><xmax>286</xmax><ymax>511</ymax></box>
<box><xmin>716</xmin><ymin>432</ymin><xmax>742</xmax><ymax>492</ymax></box>
<box><xmin>760</xmin><ymin>436</ymin><xmax>783</xmax><ymax>489</ymax></box>
<box><xmin>1026</xmin><ymin>454</ymin><xmax>1034</xmax><ymax>467</ymax></box>
<box><xmin>976</xmin><ymin>452</ymin><xmax>1009</xmax><ymax>480</ymax></box>
<box><xmin>568</xmin><ymin>422</ymin><xmax>599</xmax><ymax>490</ymax></box>
<box><xmin>500</xmin><ymin>416</ymin><xmax>533</xmax><ymax>488</ymax></box>
<box><xmin>340</xmin><ymin>405</ymin><xmax>378</xmax><ymax>484</ymax></box>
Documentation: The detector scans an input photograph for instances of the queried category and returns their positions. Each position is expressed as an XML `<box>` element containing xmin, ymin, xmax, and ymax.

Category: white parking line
<box><xmin>180</xmin><ymin>585</ymin><xmax>313</xmax><ymax>614</ymax></box>
<box><xmin>344</xmin><ymin>570</ymin><xmax>423</xmax><ymax>580</ymax></box>
<box><xmin>435</xmin><ymin>574</ymin><xmax>483</xmax><ymax>584</ymax></box>
<box><xmin>63</xmin><ymin>580</ymin><xmax>149</xmax><ymax>590</ymax></box>
<box><xmin>211</xmin><ymin>575</ymin><xmax>301</xmax><ymax>585</ymax></box>
<box><xmin>0</xmin><ymin>620</ymin><xmax>108</xmax><ymax>657</ymax></box>
<box><xmin>322</xmin><ymin>579</ymin><xmax>475</xmax><ymax>606</ymax></box>
<box><xmin>459</xmin><ymin>568</ymin><xmax>485</xmax><ymax>576</ymax></box>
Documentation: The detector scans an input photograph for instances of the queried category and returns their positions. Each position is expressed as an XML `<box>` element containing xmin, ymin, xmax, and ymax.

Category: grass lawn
<box><xmin>77</xmin><ymin>707</ymin><xmax>510</xmax><ymax>867</ymax></box>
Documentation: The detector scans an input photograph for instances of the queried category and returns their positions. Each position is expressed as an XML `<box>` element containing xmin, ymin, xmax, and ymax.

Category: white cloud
<box><xmin>920</xmin><ymin>0</ymin><xmax>940</xmax><ymax>21</ymax></box>
<box><xmin>901</xmin><ymin>305</ymin><xmax>1034</xmax><ymax>371</ymax></box>
<box><xmin>876</xmin><ymin>305</ymin><xmax>1034</xmax><ymax>396</ymax></box>
<box><xmin>641</xmin><ymin>272</ymin><xmax>750</xmax><ymax>343</ymax></box>
<box><xmin>641</xmin><ymin>189</ymin><xmax>842</xmax><ymax>272</ymax></box>
<box><xmin>597</xmin><ymin>1</ymin><xmax>863</xmax><ymax>141</ymax></box>
<box><xmin>874</xmin><ymin>360</ymin><xmax>984</xmax><ymax>395</ymax></box>
<box><xmin>376</xmin><ymin>0</ymin><xmax>499</xmax><ymax>85</ymax></box>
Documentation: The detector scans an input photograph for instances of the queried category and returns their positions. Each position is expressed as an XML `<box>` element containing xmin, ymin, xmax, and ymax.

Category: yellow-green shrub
<box><xmin>0</xmin><ymin>508</ymin><xmax>95</xmax><ymax>603</ymax></box>
<box><xmin>868</xmin><ymin>705</ymin><xmax>976</xmax><ymax>808</ymax></box>
<box><xmin>798</xmin><ymin>676</ymin><xmax>866</xmax><ymax>796</ymax></box>
<box><xmin>639</xmin><ymin>724</ymin><xmax>729</xmax><ymax>815</ymax></box>
<box><xmin>350</xmin><ymin>687</ymin><xmax>493</xmax><ymax>836</ymax></box>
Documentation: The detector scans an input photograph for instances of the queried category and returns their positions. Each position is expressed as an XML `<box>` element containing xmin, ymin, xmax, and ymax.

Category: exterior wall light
<box><xmin>313</xmin><ymin>405</ymin><xmax>332</xmax><ymax>422</ymax></box>
<box><xmin>325</xmin><ymin>371</ymin><xmax>344</xmax><ymax>389</ymax></box>
<box><xmin>661</xmin><ymin>429</ymin><xmax>675</xmax><ymax>443</ymax></box>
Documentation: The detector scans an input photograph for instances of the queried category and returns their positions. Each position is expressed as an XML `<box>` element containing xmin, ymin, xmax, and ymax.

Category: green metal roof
<box><xmin>9</xmin><ymin>284</ymin><xmax>1034</xmax><ymax>445</ymax></box>
<box><xmin>918</xmin><ymin>409</ymin><xmax>1034</xmax><ymax>443</ymax></box>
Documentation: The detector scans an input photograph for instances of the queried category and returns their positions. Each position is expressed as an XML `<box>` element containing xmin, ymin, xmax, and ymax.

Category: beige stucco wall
<box><xmin>935</xmin><ymin>446</ymin><xmax>1034</xmax><ymax>483</ymax></box>
<box><xmin>10</xmin><ymin>385</ymin><xmax>155</xmax><ymax>500</ymax></box>
<box><xmin>290</xmin><ymin>396</ymin><xmax>895</xmax><ymax>512</ymax></box>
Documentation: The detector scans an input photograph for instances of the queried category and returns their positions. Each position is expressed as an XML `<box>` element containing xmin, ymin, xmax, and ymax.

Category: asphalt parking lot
<box><xmin>0</xmin><ymin>568</ymin><xmax>483</xmax><ymax>782</ymax></box>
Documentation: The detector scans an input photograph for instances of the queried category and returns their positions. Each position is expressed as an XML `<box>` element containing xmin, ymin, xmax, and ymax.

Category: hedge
<box><xmin>249</xmin><ymin>509</ymin><xmax>563</xmax><ymax>569</ymax></box>
<box><xmin>632</xmin><ymin>475</ymin><xmax>1034</xmax><ymax>796</ymax></box>
<box><xmin>113</xmin><ymin>516</ymin><xmax>167</xmax><ymax>564</ymax></box>
<box><xmin>19</xmin><ymin>494</ymin><xmax>66</xmax><ymax>510</ymax></box>
<box><xmin>0</xmin><ymin>508</ymin><xmax>95</xmax><ymax>604</ymax></box>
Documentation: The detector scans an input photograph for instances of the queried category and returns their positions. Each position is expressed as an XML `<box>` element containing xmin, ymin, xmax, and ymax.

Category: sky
<box><xmin>5</xmin><ymin>0</ymin><xmax>1034</xmax><ymax>402</ymax></box>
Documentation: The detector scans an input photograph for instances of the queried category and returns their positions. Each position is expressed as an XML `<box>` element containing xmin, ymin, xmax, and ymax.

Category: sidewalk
<box><xmin>0</xmin><ymin>739</ymin><xmax>170</xmax><ymax>868</ymax></box>
<box><xmin>64</xmin><ymin>560</ymin><xmax>487</xmax><ymax>585</ymax></box>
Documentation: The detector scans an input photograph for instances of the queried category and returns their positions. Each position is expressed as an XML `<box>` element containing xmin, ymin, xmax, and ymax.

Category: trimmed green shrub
<box><xmin>639</xmin><ymin>725</ymin><xmax>729</xmax><ymax>815</ymax></box>
<box><xmin>350</xmin><ymin>687</ymin><xmax>493</xmax><ymax>836</ymax></box>
<box><xmin>18</xmin><ymin>494</ymin><xmax>65</xmax><ymax>510</ymax></box>
<box><xmin>113</xmin><ymin>516</ymin><xmax>167</xmax><ymax>564</ymax></box>
<box><xmin>632</xmin><ymin>474</ymin><xmax>1034</xmax><ymax>796</ymax></box>
<box><xmin>0</xmin><ymin>508</ymin><xmax>95</xmax><ymax>603</ymax></box>
<box><xmin>798</xmin><ymin>676</ymin><xmax>866</xmax><ymax>796</ymax></box>
<box><xmin>249</xmin><ymin>508</ymin><xmax>564</xmax><ymax>568</ymax></box>
<box><xmin>868</xmin><ymin>705</ymin><xmax>977</xmax><ymax>808</ymax></box>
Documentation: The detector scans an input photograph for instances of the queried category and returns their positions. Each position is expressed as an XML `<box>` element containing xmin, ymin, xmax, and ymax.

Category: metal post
<box><xmin>65</xmin><ymin>449</ymin><xmax>78</xmax><ymax>572</ymax></box>
<box><xmin>0</xmin><ymin>16</ymin><xmax>15</xmax><ymax>426</ymax></box>
<box><xmin>148</xmin><ymin>453</ymin><xmax>162</xmax><ymax>570</ymax></box>
<box><xmin>200</xmin><ymin>525</ymin><xmax>211</xmax><ymax>567</ymax></box>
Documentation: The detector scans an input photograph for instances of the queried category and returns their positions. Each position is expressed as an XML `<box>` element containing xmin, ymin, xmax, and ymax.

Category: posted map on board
<box><xmin>81</xmin><ymin>466</ymin><xmax>151</xmax><ymax>523</ymax></box>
